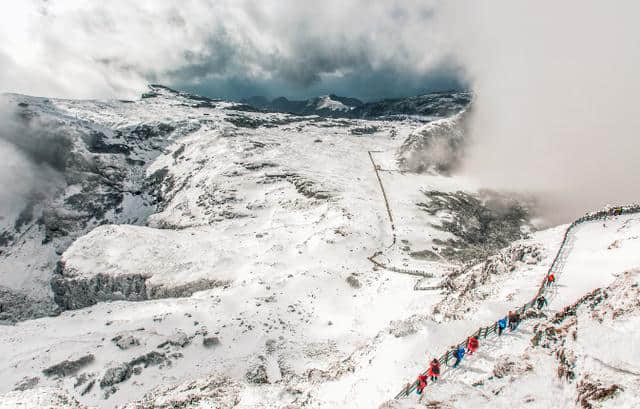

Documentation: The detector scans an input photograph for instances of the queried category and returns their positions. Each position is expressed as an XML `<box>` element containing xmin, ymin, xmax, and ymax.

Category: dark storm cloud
<box><xmin>0</xmin><ymin>1</ymin><xmax>459</xmax><ymax>100</ymax></box>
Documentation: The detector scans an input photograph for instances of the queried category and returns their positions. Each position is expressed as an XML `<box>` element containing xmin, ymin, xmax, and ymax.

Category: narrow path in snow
<box><xmin>393</xmin><ymin>205</ymin><xmax>640</xmax><ymax>400</ymax></box>
<box><xmin>366</xmin><ymin>150</ymin><xmax>435</xmax><ymax>278</ymax></box>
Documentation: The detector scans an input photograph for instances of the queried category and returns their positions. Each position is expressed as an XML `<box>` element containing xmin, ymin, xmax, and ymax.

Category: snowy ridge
<box><xmin>310</xmin><ymin>95</ymin><xmax>352</xmax><ymax>111</ymax></box>
<box><xmin>393</xmin><ymin>204</ymin><xmax>640</xmax><ymax>400</ymax></box>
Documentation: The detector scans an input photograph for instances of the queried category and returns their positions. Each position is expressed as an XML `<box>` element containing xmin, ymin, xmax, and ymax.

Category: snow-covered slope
<box><xmin>1</xmin><ymin>86</ymin><xmax>638</xmax><ymax>409</ymax></box>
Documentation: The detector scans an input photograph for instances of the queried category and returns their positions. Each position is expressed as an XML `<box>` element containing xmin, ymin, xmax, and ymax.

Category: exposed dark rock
<box><xmin>350</xmin><ymin>126</ymin><xmax>379</xmax><ymax>135</ymax></box>
<box><xmin>100</xmin><ymin>363</ymin><xmax>132</xmax><ymax>388</ymax></box>
<box><xmin>346</xmin><ymin>275</ymin><xmax>362</xmax><ymax>289</ymax></box>
<box><xmin>145</xmin><ymin>278</ymin><xmax>230</xmax><ymax>299</ymax></box>
<box><xmin>157</xmin><ymin>331</ymin><xmax>190</xmax><ymax>348</ymax></box>
<box><xmin>172</xmin><ymin>144</ymin><xmax>185</xmax><ymax>159</ymax></box>
<box><xmin>80</xmin><ymin>379</ymin><xmax>95</xmax><ymax>396</ymax></box>
<box><xmin>225</xmin><ymin>115</ymin><xmax>266</xmax><ymax>129</ymax></box>
<box><xmin>203</xmin><ymin>337</ymin><xmax>220</xmax><ymax>348</ymax></box>
<box><xmin>245</xmin><ymin>364</ymin><xmax>269</xmax><ymax>384</ymax></box>
<box><xmin>74</xmin><ymin>372</ymin><xmax>98</xmax><ymax>397</ymax></box>
<box><xmin>576</xmin><ymin>380</ymin><xmax>623</xmax><ymax>409</ymax></box>
<box><xmin>130</xmin><ymin>123</ymin><xmax>175</xmax><ymax>140</ymax></box>
<box><xmin>0</xmin><ymin>286</ymin><xmax>60</xmax><ymax>322</ymax></box>
<box><xmin>42</xmin><ymin>354</ymin><xmax>95</xmax><ymax>378</ymax></box>
<box><xmin>51</xmin><ymin>273</ymin><xmax>148</xmax><ymax>310</ymax></box>
<box><xmin>409</xmin><ymin>249</ymin><xmax>440</xmax><ymax>261</ymax></box>
<box><xmin>236</xmin><ymin>161</ymin><xmax>278</xmax><ymax>171</ymax></box>
<box><xmin>261</xmin><ymin>172</ymin><xmax>333</xmax><ymax>200</ymax></box>
<box><xmin>225</xmin><ymin>104</ymin><xmax>266</xmax><ymax>113</ymax></box>
<box><xmin>111</xmin><ymin>334</ymin><xmax>140</xmax><ymax>350</ymax></box>
<box><xmin>418</xmin><ymin>190</ymin><xmax>532</xmax><ymax>262</ymax></box>
<box><xmin>0</xmin><ymin>231</ymin><xmax>14</xmax><ymax>247</ymax></box>
<box><xmin>129</xmin><ymin>351</ymin><xmax>170</xmax><ymax>368</ymax></box>
<box><xmin>83</xmin><ymin>132</ymin><xmax>131</xmax><ymax>155</ymax></box>
<box><xmin>13</xmin><ymin>376</ymin><xmax>39</xmax><ymax>391</ymax></box>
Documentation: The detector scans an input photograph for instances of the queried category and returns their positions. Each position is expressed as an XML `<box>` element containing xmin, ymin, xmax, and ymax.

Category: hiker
<box><xmin>428</xmin><ymin>358</ymin><xmax>441</xmax><ymax>382</ymax></box>
<box><xmin>497</xmin><ymin>316</ymin><xmax>507</xmax><ymax>336</ymax></box>
<box><xmin>416</xmin><ymin>374</ymin><xmax>428</xmax><ymax>395</ymax></box>
<box><xmin>451</xmin><ymin>345</ymin><xmax>465</xmax><ymax>368</ymax></box>
<box><xmin>467</xmin><ymin>336</ymin><xmax>479</xmax><ymax>355</ymax></box>
<box><xmin>546</xmin><ymin>273</ymin><xmax>556</xmax><ymax>286</ymax></box>
<box><xmin>509</xmin><ymin>310</ymin><xmax>521</xmax><ymax>331</ymax></box>
<box><xmin>536</xmin><ymin>295</ymin><xmax>548</xmax><ymax>310</ymax></box>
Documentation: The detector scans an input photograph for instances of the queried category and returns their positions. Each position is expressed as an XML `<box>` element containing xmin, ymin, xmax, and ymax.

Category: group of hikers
<box><xmin>413</xmin><ymin>273</ymin><xmax>557</xmax><ymax>397</ymax></box>
<box><xmin>403</xmin><ymin>205</ymin><xmax>640</xmax><ymax>399</ymax></box>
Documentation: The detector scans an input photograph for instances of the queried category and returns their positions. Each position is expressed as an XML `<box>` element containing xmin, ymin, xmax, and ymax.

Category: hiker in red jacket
<box><xmin>467</xmin><ymin>336</ymin><xmax>479</xmax><ymax>355</ymax></box>
<box><xmin>428</xmin><ymin>358</ymin><xmax>441</xmax><ymax>382</ymax></box>
<box><xmin>546</xmin><ymin>273</ymin><xmax>556</xmax><ymax>286</ymax></box>
<box><xmin>416</xmin><ymin>374</ymin><xmax>428</xmax><ymax>395</ymax></box>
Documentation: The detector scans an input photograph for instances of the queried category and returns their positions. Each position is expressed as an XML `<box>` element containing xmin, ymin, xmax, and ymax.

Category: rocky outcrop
<box><xmin>418</xmin><ymin>189</ymin><xmax>534</xmax><ymax>262</ymax></box>
<box><xmin>157</xmin><ymin>331</ymin><xmax>190</xmax><ymax>348</ymax></box>
<box><xmin>576</xmin><ymin>379</ymin><xmax>623</xmax><ymax>409</ymax></box>
<box><xmin>111</xmin><ymin>334</ymin><xmax>140</xmax><ymax>350</ymax></box>
<box><xmin>52</xmin><ymin>272</ymin><xmax>230</xmax><ymax>310</ymax></box>
<box><xmin>203</xmin><ymin>337</ymin><xmax>220</xmax><ymax>348</ymax></box>
<box><xmin>100</xmin><ymin>363</ymin><xmax>132</xmax><ymax>389</ymax></box>
<box><xmin>245</xmin><ymin>364</ymin><xmax>269</xmax><ymax>384</ymax></box>
<box><xmin>0</xmin><ymin>286</ymin><xmax>59</xmax><ymax>323</ymax></box>
<box><xmin>42</xmin><ymin>355</ymin><xmax>95</xmax><ymax>378</ymax></box>
<box><xmin>260</xmin><ymin>172</ymin><xmax>333</xmax><ymax>200</ymax></box>
<box><xmin>434</xmin><ymin>242</ymin><xmax>543</xmax><ymax>320</ymax></box>
<box><xmin>51</xmin><ymin>273</ymin><xmax>148</xmax><ymax>310</ymax></box>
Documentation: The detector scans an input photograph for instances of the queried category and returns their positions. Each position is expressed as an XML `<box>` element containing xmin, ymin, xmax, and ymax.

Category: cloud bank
<box><xmin>0</xmin><ymin>0</ymin><xmax>462</xmax><ymax>100</ymax></box>
<box><xmin>448</xmin><ymin>1</ymin><xmax>640</xmax><ymax>221</ymax></box>
<box><xmin>1</xmin><ymin>1</ymin><xmax>638</xmax><ymax>220</ymax></box>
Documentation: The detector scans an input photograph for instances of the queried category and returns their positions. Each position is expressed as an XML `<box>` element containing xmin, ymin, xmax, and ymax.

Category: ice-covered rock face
<box><xmin>396</xmin><ymin>109</ymin><xmax>468</xmax><ymax>174</ymax></box>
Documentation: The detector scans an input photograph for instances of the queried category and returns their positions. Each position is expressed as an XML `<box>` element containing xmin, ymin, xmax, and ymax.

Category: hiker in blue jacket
<box><xmin>451</xmin><ymin>345</ymin><xmax>465</xmax><ymax>368</ymax></box>
<box><xmin>497</xmin><ymin>317</ymin><xmax>508</xmax><ymax>336</ymax></box>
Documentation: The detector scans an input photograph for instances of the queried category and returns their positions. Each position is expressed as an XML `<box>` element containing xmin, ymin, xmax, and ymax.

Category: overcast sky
<box><xmin>1</xmin><ymin>1</ymin><xmax>639</xmax><ymax>219</ymax></box>
<box><xmin>0</xmin><ymin>0</ymin><xmax>465</xmax><ymax>101</ymax></box>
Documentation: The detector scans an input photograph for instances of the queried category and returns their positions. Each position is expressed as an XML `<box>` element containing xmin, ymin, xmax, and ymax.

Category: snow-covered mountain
<box><xmin>241</xmin><ymin>91</ymin><xmax>471</xmax><ymax>120</ymax></box>
<box><xmin>241</xmin><ymin>94</ymin><xmax>364</xmax><ymax>116</ymax></box>
<box><xmin>1</xmin><ymin>85</ymin><xmax>638</xmax><ymax>409</ymax></box>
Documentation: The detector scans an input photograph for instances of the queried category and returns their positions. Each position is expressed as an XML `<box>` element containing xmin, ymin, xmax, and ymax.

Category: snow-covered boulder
<box><xmin>52</xmin><ymin>225</ymin><xmax>232</xmax><ymax>309</ymax></box>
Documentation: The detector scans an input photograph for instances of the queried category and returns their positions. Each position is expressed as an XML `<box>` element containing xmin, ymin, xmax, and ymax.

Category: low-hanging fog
<box><xmin>446</xmin><ymin>1</ymin><xmax>640</xmax><ymax>222</ymax></box>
